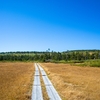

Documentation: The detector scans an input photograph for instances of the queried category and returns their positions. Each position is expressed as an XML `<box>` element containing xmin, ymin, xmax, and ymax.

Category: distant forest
<box><xmin>0</xmin><ymin>50</ymin><xmax>100</xmax><ymax>62</ymax></box>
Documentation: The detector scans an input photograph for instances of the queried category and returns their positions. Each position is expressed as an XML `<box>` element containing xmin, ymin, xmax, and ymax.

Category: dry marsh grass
<box><xmin>40</xmin><ymin>63</ymin><xmax>100</xmax><ymax>100</ymax></box>
<box><xmin>0</xmin><ymin>62</ymin><xmax>34</xmax><ymax>100</ymax></box>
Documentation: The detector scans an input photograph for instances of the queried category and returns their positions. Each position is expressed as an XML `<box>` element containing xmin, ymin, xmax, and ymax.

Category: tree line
<box><xmin>0</xmin><ymin>50</ymin><xmax>100</xmax><ymax>62</ymax></box>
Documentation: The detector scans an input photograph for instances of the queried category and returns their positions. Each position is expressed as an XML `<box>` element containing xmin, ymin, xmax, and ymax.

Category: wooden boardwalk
<box><xmin>31</xmin><ymin>63</ymin><xmax>43</xmax><ymax>100</ymax></box>
<box><xmin>31</xmin><ymin>63</ymin><xmax>62</xmax><ymax>100</ymax></box>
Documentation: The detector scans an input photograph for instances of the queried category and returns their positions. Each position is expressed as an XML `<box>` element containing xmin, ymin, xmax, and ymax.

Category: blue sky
<box><xmin>0</xmin><ymin>0</ymin><xmax>100</xmax><ymax>52</ymax></box>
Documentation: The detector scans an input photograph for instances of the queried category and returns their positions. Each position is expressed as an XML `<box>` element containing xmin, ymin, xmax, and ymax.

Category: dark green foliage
<box><xmin>0</xmin><ymin>50</ymin><xmax>100</xmax><ymax>65</ymax></box>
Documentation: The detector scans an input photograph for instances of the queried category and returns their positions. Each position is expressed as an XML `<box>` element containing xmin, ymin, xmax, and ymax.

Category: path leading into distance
<box><xmin>31</xmin><ymin>63</ymin><xmax>62</xmax><ymax>100</ymax></box>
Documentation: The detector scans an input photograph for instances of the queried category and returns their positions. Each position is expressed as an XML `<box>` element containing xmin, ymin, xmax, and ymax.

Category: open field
<box><xmin>0</xmin><ymin>62</ymin><xmax>34</xmax><ymax>100</ymax></box>
<box><xmin>1</xmin><ymin>62</ymin><xmax>100</xmax><ymax>100</ymax></box>
<box><xmin>40</xmin><ymin>63</ymin><xmax>100</xmax><ymax>100</ymax></box>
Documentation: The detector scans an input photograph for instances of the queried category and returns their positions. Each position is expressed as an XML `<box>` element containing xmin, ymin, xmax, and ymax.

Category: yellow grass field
<box><xmin>40</xmin><ymin>63</ymin><xmax>100</xmax><ymax>100</ymax></box>
<box><xmin>1</xmin><ymin>62</ymin><xmax>100</xmax><ymax>100</ymax></box>
<box><xmin>0</xmin><ymin>62</ymin><xmax>34</xmax><ymax>100</ymax></box>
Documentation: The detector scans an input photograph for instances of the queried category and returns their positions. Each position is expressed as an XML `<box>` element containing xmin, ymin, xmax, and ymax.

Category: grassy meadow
<box><xmin>0</xmin><ymin>62</ymin><xmax>34</xmax><ymax>100</ymax></box>
<box><xmin>70</xmin><ymin>59</ymin><xmax>100</xmax><ymax>67</ymax></box>
<box><xmin>41</xmin><ymin>63</ymin><xmax>100</xmax><ymax>100</ymax></box>
<box><xmin>0</xmin><ymin>61</ymin><xmax>100</xmax><ymax>100</ymax></box>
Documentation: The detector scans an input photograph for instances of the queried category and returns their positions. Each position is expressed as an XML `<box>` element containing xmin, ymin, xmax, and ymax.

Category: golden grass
<box><xmin>0</xmin><ymin>62</ymin><xmax>34</xmax><ymax>100</ymax></box>
<box><xmin>40</xmin><ymin>63</ymin><xmax>100</xmax><ymax>100</ymax></box>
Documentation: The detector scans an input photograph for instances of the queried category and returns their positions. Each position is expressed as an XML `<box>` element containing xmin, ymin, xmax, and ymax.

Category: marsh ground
<box><xmin>0</xmin><ymin>62</ymin><xmax>34</xmax><ymax>100</ymax></box>
<box><xmin>40</xmin><ymin>63</ymin><xmax>100</xmax><ymax>100</ymax></box>
<box><xmin>1</xmin><ymin>62</ymin><xmax>100</xmax><ymax>100</ymax></box>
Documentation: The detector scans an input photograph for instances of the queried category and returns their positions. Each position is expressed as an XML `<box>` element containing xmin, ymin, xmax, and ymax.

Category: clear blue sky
<box><xmin>0</xmin><ymin>0</ymin><xmax>100</xmax><ymax>52</ymax></box>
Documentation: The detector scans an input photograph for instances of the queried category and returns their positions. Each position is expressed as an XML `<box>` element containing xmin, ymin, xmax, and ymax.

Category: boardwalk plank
<box><xmin>31</xmin><ymin>86</ymin><xmax>43</xmax><ymax>100</ymax></box>
<box><xmin>34</xmin><ymin>76</ymin><xmax>41</xmax><ymax>85</ymax></box>
<box><xmin>50</xmin><ymin>86</ymin><xmax>62</xmax><ymax>100</ymax></box>
<box><xmin>35</xmin><ymin>63</ymin><xmax>38</xmax><ymax>71</ymax></box>
<box><xmin>42</xmin><ymin>76</ymin><xmax>52</xmax><ymax>85</ymax></box>
<box><xmin>35</xmin><ymin>70</ymin><xmax>40</xmax><ymax>76</ymax></box>
<box><xmin>40</xmin><ymin>70</ymin><xmax>47</xmax><ymax>76</ymax></box>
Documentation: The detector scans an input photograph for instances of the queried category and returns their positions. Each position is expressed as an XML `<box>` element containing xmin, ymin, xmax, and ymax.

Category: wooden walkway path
<box><xmin>31</xmin><ymin>63</ymin><xmax>43</xmax><ymax>100</ymax></box>
<box><xmin>31</xmin><ymin>63</ymin><xmax>62</xmax><ymax>100</ymax></box>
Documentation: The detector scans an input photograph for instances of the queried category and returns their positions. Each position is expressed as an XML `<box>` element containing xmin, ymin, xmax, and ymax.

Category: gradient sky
<box><xmin>0</xmin><ymin>0</ymin><xmax>100</xmax><ymax>52</ymax></box>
